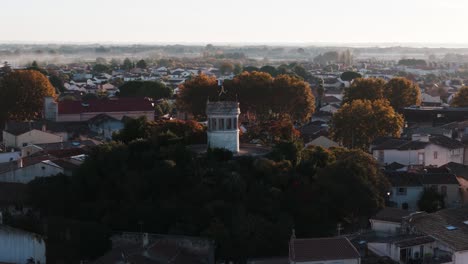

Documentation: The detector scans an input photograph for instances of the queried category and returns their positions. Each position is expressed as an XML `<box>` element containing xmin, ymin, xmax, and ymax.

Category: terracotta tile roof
<box><xmin>289</xmin><ymin>237</ymin><xmax>360</xmax><ymax>262</ymax></box>
<box><xmin>410</xmin><ymin>207</ymin><xmax>468</xmax><ymax>251</ymax></box>
<box><xmin>58</xmin><ymin>97</ymin><xmax>154</xmax><ymax>115</ymax></box>
<box><xmin>372</xmin><ymin>207</ymin><xmax>414</xmax><ymax>223</ymax></box>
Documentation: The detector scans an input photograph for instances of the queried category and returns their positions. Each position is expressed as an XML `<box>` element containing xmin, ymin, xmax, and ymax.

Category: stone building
<box><xmin>206</xmin><ymin>101</ymin><xmax>240</xmax><ymax>153</ymax></box>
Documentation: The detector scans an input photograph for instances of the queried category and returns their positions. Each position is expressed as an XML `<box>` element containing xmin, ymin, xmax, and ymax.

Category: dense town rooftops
<box><xmin>372</xmin><ymin>135</ymin><xmax>465</xmax><ymax>151</ymax></box>
<box><xmin>409</xmin><ymin>207</ymin><xmax>468</xmax><ymax>251</ymax></box>
<box><xmin>372</xmin><ymin>207</ymin><xmax>415</xmax><ymax>223</ymax></box>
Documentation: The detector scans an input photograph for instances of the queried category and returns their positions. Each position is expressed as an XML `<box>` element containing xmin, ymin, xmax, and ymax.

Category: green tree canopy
<box><xmin>340</xmin><ymin>71</ymin><xmax>362</xmax><ymax>82</ymax></box>
<box><xmin>136</xmin><ymin>59</ymin><xmax>147</xmax><ymax>69</ymax></box>
<box><xmin>331</xmin><ymin>99</ymin><xmax>404</xmax><ymax>150</ymax></box>
<box><xmin>418</xmin><ymin>188</ymin><xmax>445</xmax><ymax>213</ymax></box>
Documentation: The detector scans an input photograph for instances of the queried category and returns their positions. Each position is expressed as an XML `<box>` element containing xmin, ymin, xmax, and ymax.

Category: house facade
<box><xmin>0</xmin><ymin>224</ymin><xmax>46</xmax><ymax>264</ymax></box>
<box><xmin>0</xmin><ymin>159</ymin><xmax>64</xmax><ymax>184</ymax></box>
<box><xmin>372</xmin><ymin>135</ymin><xmax>465</xmax><ymax>167</ymax></box>
<box><xmin>3</xmin><ymin>129</ymin><xmax>63</xmax><ymax>149</ymax></box>
<box><xmin>44</xmin><ymin>97</ymin><xmax>155</xmax><ymax>122</ymax></box>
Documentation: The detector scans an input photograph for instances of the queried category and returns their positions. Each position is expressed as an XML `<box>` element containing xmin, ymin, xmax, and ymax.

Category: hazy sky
<box><xmin>1</xmin><ymin>0</ymin><xmax>467</xmax><ymax>45</ymax></box>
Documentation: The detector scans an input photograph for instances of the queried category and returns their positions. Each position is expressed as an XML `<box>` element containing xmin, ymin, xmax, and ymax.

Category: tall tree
<box><xmin>384</xmin><ymin>77</ymin><xmax>421</xmax><ymax>110</ymax></box>
<box><xmin>331</xmin><ymin>99</ymin><xmax>404</xmax><ymax>150</ymax></box>
<box><xmin>342</xmin><ymin>78</ymin><xmax>386</xmax><ymax>104</ymax></box>
<box><xmin>271</xmin><ymin>74</ymin><xmax>315</xmax><ymax>122</ymax></box>
<box><xmin>136</xmin><ymin>59</ymin><xmax>148</xmax><ymax>69</ymax></box>
<box><xmin>451</xmin><ymin>86</ymin><xmax>468</xmax><ymax>107</ymax></box>
<box><xmin>219</xmin><ymin>62</ymin><xmax>234</xmax><ymax>75</ymax></box>
<box><xmin>123</xmin><ymin>58</ymin><xmax>133</xmax><ymax>70</ymax></box>
<box><xmin>0</xmin><ymin>70</ymin><xmax>56</xmax><ymax>122</ymax></box>
<box><xmin>340</xmin><ymin>71</ymin><xmax>362</xmax><ymax>82</ymax></box>
<box><xmin>176</xmin><ymin>74</ymin><xmax>220</xmax><ymax>118</ymax></box>
<box><xmin>316</xmin><ymin>148</ymin><xmax>389</xmax><ymax>228</ymax></box>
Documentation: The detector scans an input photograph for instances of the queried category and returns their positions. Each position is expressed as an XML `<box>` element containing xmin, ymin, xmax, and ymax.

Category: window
<box><xmin>226</xmin><ymin>118</ymin><xmax>232</xmax><ymax>130</ymax></box>
<box><xmin>378</xmin><ymin>150</ymin><xmax>385</xmax><ymax>163</ymax></box>
<box><xmin>397</xmin><ymin>188</ymin><xmax>407</xmax><ymax>195</ymax></box>
<box><xmin>434</xmin><ymin>151</ymin><xmax>438</xmax><ymax>159</ymax></box>
<box><xmin>418</xmin><ymin>152</ymin><xmax>425</xmax><ymax>165</ymax></box>
<box><xmin>212</xmin><ymin>118</ymin><xmax>217</xmax><ymax>131</ymax></box>
<box><xmin>233</xmin><ymin>117</ymin><xmax>238</xmax><ymax>129</ymax></box>
<box><xmin>441</xmin><ymin>186</ymin><xmax>447</xmax><ymax>197</ymax></box>
<box><xmin>219</xmin><ymin>118</ymin><xmax>225</xmax><ymax>130</ymax></box>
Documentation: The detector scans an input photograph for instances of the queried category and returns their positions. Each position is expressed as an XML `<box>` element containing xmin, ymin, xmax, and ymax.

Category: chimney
<box><xmin>17</xmin><ymin>158</ymin><xmax>23</xmax><ymax>168</ymax></box>
<box><xmin>142</xmin><ymin>233</ymin><xmax>149</xmax><ymax>248</ymax></box>
<box><xmin>411</xmin><ymin>133</ymin><xmax>430</xmax><ymax>142</ymax></box>
<box><xmin>42</xmin><ymin>123</ymin><xmax>46</xmax><ymax>132</ymax></box>
<box><xmin>0</xmin><ymin>212</ymin><xmax>3</xmax><ymax>225</ymax></box>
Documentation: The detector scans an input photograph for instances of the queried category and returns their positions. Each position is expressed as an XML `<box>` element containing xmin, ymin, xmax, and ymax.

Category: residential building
<box><xmin>385</xmin><ymin>171</ymin><xmax>461</xmax><ymax>210</ymax></box>
<box><xmin>372</xmin><ymin>134</ymin><xmax>465</xmax><ymax>167</ymax></box>
<box><xmin>3</xmin><ymin>123</ymin><xmax>63</xmax><ymax>148</ymax></box>
<box><xmin>44</xmin><ymin>97</ymin><xmax>155</xmax><ymax>122</ymax></box>
<box><xmin>369</xmin><ymin>207</ymin><xmax>414</xmax><ymax>236</ymax></box>
<box><xmin>0</xmin><ymin>223</ymin><xmax>46</xmax><ymax>264</ymax></box>
<box><xmin>0</xmin><ymin>156</ymin><xmax>64</xmax><ymax>183</ymax></box>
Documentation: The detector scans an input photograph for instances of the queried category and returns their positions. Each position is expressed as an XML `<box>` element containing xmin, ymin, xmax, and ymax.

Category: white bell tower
<box><xmin>206</xmin><ymin>101</ymin><xmax>240</xmax><ymax>153</ymax></box>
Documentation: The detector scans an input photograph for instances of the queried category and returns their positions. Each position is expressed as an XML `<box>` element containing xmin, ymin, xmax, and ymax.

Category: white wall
<box><xmin>207</xmin><ymin>130</ymin><xmax>240</xmax><ymax>153</ymax></box>
<box><xmin>0</xmin><ymin>162</ymin><xmax>64</xmax><ymax>183</ymax></box>
<box><xmin>4</xmin><ymin>130</ymin><xmax>63</xmax><ymax>148</ymax></box>
<box><xmin>370</xmin><ymin>220</ymin><xmax>401</xmax><ymax>235</ymax></box>
<box><xmin>0</xmin><ymin>227</ymin><xmax>46</xmax><ymax>264</ymax></box>
<box><xmin>374</xmin><ymin>144</ymin><xmax>464</xmax><ymax>167</ymax></box>
<box><xmin>390</xmin><ymin>186</ymin><xmax>423</xmax><ymax>210</ymax></box>
<box><xmin>0</xmin><ymin>152</ymin><xmax>20</xmax><ymax>163</ymax></box>
<box><xmin>454</xmin><ymin>250</ymin><xmax>468</xmax><ymax>264</ymax></box>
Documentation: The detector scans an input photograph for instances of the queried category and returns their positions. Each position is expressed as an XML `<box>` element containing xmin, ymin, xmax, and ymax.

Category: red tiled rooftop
<box><xmin>58</xmin><ymin>97</ymin><xmax>154</xmax><ymax>115</ymax></box>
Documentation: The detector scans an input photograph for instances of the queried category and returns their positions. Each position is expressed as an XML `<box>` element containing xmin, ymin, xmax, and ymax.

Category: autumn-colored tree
<box><xmin>271</xmin><ymin>74</ymin><xmax>315</xmax><ymax>122</ymax></box>
<box><xmin>226</xmin><ymin>72</ymin><xmax>315</xmax><ymax>122</ymax></box>
<box><xmin>0</xmin><ymin>70</ymin><xmax>56</xmax><ymax>123</ymax></box>
<box><xmin>342</xmin><ymin>78</ymin><xmax>386</xmax><ymax>104</ymax></box>
<box><xmin>384</xmin><ymin>77</ymin><xmax>421</xmax><ymax>110</ymax></box>
<box><xmin>176</xmin><ymin>74</ymin><xmax>220</xmax><ymax>118</ymax></box>
<box><xmin>450</xmin><ymin>86</ymin><xmax>468</xmax><ymax>107</ymax></box>
<box><xmin>224</xmin><ymin>71</ymin><xmax>273</xmax><ymax>120</ymax></box>
<box><xmin>331</xmin><ymin>99</ymin><xmax>404</xmax><ymax>150</ymax></box>
<box><xmin>219</xmin><ymin>62</ymin><xmax>234</xmax><ymax>75</ymax></box>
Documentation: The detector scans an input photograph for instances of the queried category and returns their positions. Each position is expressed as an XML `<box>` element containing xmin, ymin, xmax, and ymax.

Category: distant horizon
<box><xmin>3</xmin><ymin>41</ymin><xmax>468</xmax><ymax>49</ymax></box>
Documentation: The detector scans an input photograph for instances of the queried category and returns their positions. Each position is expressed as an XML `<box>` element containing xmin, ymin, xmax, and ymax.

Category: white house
<box><xmin>386</xmin><ymin>171</ymin><xmax>461</xmax><ymax>210</ymax></box>
<box><xmin>372</xmin><ymin>134</ymin><xmax>465</xmax><ymax>167</ymax></box>
<box><xmin>0</xmin><ymin>158</ymin><xmax>64</xmax><ymax>183</ymax></box>
<box><xmin>368</xmin><ymin>235</ymin><xmax>436</xmax><ymax>263</ymax></box>
<box><xmin>369</xmin><ymin>207</ymin><xmax>414</xmax><ymax>236</ymax></box>
<box><xmin>404</xmin><ymin>207</ymin><xmax>468</xmax><ymax>264</ymax></box>
<box><xmin>0</xmin><ymin>224</ymin><xmax>46</xmax><ymax>264</ymax></box>
<box><xmin>3</xmin><ymin>126</ymin><xmax>63</xmax><ymax>149</ymax></box>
